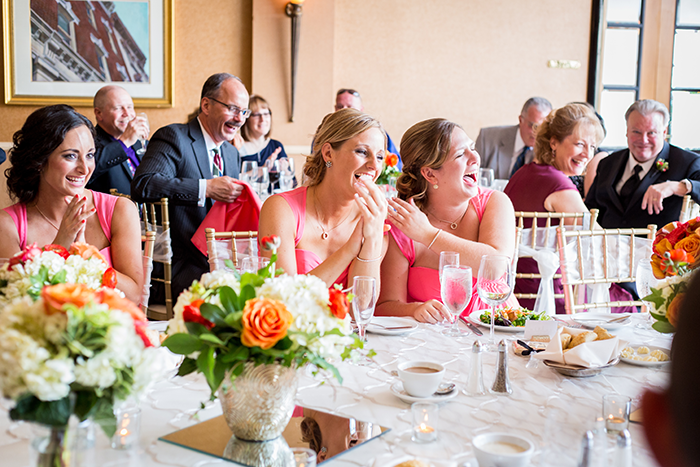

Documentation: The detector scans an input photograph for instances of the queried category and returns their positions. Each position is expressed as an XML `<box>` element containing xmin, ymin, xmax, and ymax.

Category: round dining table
<box><xmin>0</xmin><ymin>315</ymin><xmax>670</xmax><ymax>467</ymax></box>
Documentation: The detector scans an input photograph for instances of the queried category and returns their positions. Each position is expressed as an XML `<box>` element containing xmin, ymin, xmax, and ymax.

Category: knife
<box><xmin>459</xmin><ymin>316</ymin><xmax>483</xmax><ymax>336</ymax></box>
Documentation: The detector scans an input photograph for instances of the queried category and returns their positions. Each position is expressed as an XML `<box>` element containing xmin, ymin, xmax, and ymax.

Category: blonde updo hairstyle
<box><xmin>534</xmin><ymin>103</ymin><xmax>604</xmax><ymax>168</ymax></box>
<box><xmin>304</xmin><ymin>108</ymin><xmax>385</xmax><ymax>187</ymax></box>
<box><xmin>397</xmin><ymin>118</ymin><xmax>463</xmax><ymax>211</ymax></box>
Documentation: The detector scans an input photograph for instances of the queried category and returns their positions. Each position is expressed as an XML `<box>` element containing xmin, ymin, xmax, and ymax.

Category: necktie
<box><xmin>212</xmin><ymin>148</ymin><xmax>223</xmax><ymax>178</ymax></box>
<box><xmin>510</xmin><ymin>146</ymin><xmax>530</xmax><ymax>178</ymax></box>
<box><xmin>619</xmin><ymin>164</ymin><xmax>643</xmax><ymax>204</ymax></box>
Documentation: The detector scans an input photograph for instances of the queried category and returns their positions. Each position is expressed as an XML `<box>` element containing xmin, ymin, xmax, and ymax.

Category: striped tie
<box><xmin>212</xmin><ymin>148</ymin><xmax>223</xmax><ymax>178</ymax></box>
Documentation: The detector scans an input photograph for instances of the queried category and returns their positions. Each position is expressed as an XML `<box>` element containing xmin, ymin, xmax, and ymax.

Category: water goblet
<box><xmin>352</xmin><ymin>276</ymin><xmax>377</xmax><ymax>344</ymax></box>
<box><xmin>477</xmin><ymin>255</ymin><xmax>513</xmax><ymax>351</ymax></box>
<box><xmin>479</xmin><ymin>168</ymin><xmax>494</xmax><ymax>188</ymax></box>
<box><xmin>438</xmin><ymin>251</ymin><xmax>460</xmax><ymax>327</ymax></box>
<box><xmin>275</xmin><ymin>158</ymin><xmax>295</xmax><ymax>191</ymax></box>
<box><xmin>135</xmin><ymin>112</ymin><xmax>149</xmax><ymax>156</ymax></box>
<box><xmin>253</xmin><ymin>166</ymin><xmax>270</xmax><ymax>199</ymax></box>
<box><xmin>441</xmin><ymin>265</ymin><xmax>473</xmax><ymax>337</ymax></box>
<box><xmin>240</xmin><ymin>161</ymin><xmax>258</xmax><ymax>185</ymax></box>
<box><xmin>636</xmin><ymin>261</ymin><xmax>659</xmax><ymax>329</ymax></box>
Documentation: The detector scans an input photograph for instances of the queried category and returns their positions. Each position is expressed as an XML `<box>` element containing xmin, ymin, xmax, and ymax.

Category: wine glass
<box><xmin>240</xmin><ymin>161</ymin><xmax>258</xmax><ymax>184</ymax></box>
<box><xmin>439</xmin><ymin>251</ymin><xmax>460</xmax><ymax>327</ymax></box>
<box><xmin>441</xmin><ymin>265</ymin><xmax>473</xmax><ymax>337</ymax></box>
<box><xmin>352</xmin><ymin>276</ymin><xmax>377</xmax><ymax>344</ymax></box>
<box><xmin>479</xmin><ymin>168</ymin><xmax>494</xmax><ymax>188</ymax></box>
<box><xmin>477</xmin><ymin>255</ymin><xmax>513</xmax><ymax>350</ymax></box>
<box><xmin>240</xmin><ymin>256</ymin><xmax>270</xmax><ymax>274</ymax></box>
<box><xmin>135</xmin><ymin>112</ymin><xmax>149</xmax><ymax>156</ymax></box>
<box><xmin>275</xmin><ymin>158</ymin><xmax>295</xmax><ymax>192</ymax></box>
<box><xmin>252</xmin><ymin>166</ymin><xmax>270</xmax><ymax>199</ymax></box>
<box><xmin>636</xmin><ymin>261</ymin><xmax>659</xmax><ymax>329</ymax></box>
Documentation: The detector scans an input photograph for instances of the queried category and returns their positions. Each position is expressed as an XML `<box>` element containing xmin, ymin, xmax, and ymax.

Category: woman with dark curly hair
<box><xmin>377</xmin><ymin>118</ymin><xmax>518</xmax><ymax>323</ymax></box>
<box><xmin>258</xmin><ymin>108</ymin><xmax>388</xmax><ymax>289</ymax></box>
<box><xmin>0</xmin><ymin>105</ymin><xmax>143</xmax><ymax>303</ymax></box>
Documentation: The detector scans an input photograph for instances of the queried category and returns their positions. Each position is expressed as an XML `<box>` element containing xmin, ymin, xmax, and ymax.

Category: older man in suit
<box><xmin>88</xmin><ymin>85</ymin><xmax>149</xmax><ymax>195</ymax></box>
<box><xmin>475</xmin><ymin>97</ymin><xmax>552</xmax><ymax>180</ymax></box>
<box><xmin>132</xmin><ymin>73</ymin><xmax>249</xmax><ymax>296</ymax></box>
<box><xmin>585</xmin><ymin>99</ymin><xmax>700</xmax><ymax>230</ymax></box>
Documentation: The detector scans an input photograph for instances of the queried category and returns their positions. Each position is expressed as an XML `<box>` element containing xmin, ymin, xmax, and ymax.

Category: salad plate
<box><xmin>366</xmin><ymin>317</ymin><xmax>418</xmax><ymax>336</ymax></box>
<box><xmin>468</xmin><ymin>308</ymin><xmax>551</xmax><ymax>333</ymax></box>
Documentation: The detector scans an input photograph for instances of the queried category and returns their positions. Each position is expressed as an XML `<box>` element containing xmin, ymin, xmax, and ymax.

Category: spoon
<box><xmin>434</xmin><ymin>382</ymin><xmax>456</xmax><ymax>396</ymax></box>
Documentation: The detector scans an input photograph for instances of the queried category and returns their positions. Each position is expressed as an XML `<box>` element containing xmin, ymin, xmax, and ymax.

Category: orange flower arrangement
<box><xmin>241</xmin><ymin>298</ymin><xmax>293</xmax><ymax>349</ymax></box>
<box><xmin>385</xmin><ymin>152</ymin><xmax>399</xmax><ymax>168</ymax></box>
<box><xmin>95</xmin><ymin>287</ymin><xmax>147</xmax><ymax>322</ymax></box>
<box><xmin>42</xmin><ymin>283</ymin><xmax>95</xmax><ymax>315</ymax></box>
<box><xmin>328</xmin><ymin>287</ymin><xmax>349</xmax><ymax>319</ymax></box>
<box><xmin>651</xmin><ymin>219</ymin><xmax>700</xmax><ymax>279</ymax></box>
<box><xmin>69</xmin><ymin>242</ymin><xmax>108</xmax><ymax>266</ymax></box>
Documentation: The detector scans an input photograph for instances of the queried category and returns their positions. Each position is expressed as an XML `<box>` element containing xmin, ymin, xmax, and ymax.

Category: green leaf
<box><xmin>652</xmin><ymin>320</ymin><xmax>676</xmax><ymax>333</ymax></box>
<box><xmin>185</xmin><ymin>321</ymin><xmax>209</xmax><ymax>337</ymax></box>
<box><xmin>90</xmin><ymin>399</ymin><xmax>117</xmax><ymax>438</ymax></box>
<box><xmin>197</xmin><ymin>347</ymin><xmax>216</xmax><ymax>392</ymax></box>
<box><xmin>177</xmin><ymin>358</ymin><xmax>198</xmax><ymax>376</ymax></box>
<box><xmin>199</xmin><ymin>303</ymin><xmax>227</xmax><ymax>327</ymax></box>
<box><xmin>239</xmin><ymin>284</ymin><xmax>256</xmax><ymax>308</ymax></box>
<box><xmin>274</xmin><ymin>336</ymin><xmax>293</xmax><ymax>351</ymax></box>
<box><xmin>10</xmin><ymin>395</ymin><xmax>71</xmax><ymax>427</ymax></box>
<box><xmin>224</xmin><ymin>259</ymin><xmax>236</xmax><ymax>271</ymax></box>
<box><xmin>50</xmin><ymin>269</ymin><xmax>67</xmax><ymax>285</ymax></box>
<box><xmin>224</xmin><ymin>311</ymin><xmax>243</xmax><ymax>330</ymax></box>
<box><xmin>73</xmin><ymin>391</ymin><xmax>97</xmax><ymax>421</ymax></box>
<box><xmin>643</xmin><ymin>287</ymin><xmax>666</xmax><ymax>310</ymax></box>
<box><xmin>366</xmin><ymin>348</ymin><xmax>377</xmax><ymax>358</ymax></box>
<box><xmin>221</xmin><ymin>346</ymin><xmax>249</xmax><ymax>362</ymax></box>
<box><xmin>219</xmin><ymin>286</ymin><xmax>239</xmax><ymax>314</ymax></box>
<box><xmin>199</xmin><ymin>333</ymin><xmax>225</xmax><ymax>346</ymax></box>
<box><xmin>162</xmin><ymin>333</ymin><xmax>204</xmax><ymax>355</ymax></box>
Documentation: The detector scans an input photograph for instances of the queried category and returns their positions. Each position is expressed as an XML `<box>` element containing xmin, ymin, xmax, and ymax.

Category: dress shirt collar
<box><xmin>513</xmin><ymin>128</ymin><xmax>527</xmax><ymax>157</ymax></box>
<box><xmin>197</xmin><ymin>117</ymin><xmax>224</xmax><ymax>173</ymax></box>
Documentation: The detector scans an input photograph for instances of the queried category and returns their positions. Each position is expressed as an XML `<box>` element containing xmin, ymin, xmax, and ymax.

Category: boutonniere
<box><xmin>656</xmin><ymin>159</ymin><xmax>669</xmax><ymax>172</ymax></box>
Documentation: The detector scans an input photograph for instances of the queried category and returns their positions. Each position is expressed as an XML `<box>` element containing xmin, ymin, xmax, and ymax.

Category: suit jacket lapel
<box><xmin>626</xmin><ymin>143</ymin><xmax>669</xmax><ymax>211</ymax></box>
<box><xmin>221</xmin><ymin>144</ymin><xmax>238</xmax><ymax>178</ymax></box>
<box><xmin>188</xmin><ymin>119</ymin><xmax>213</xmax><ymax>179</ymax></box>
<box><xmin>606</xmin><ymin>150</ymin><xmax>628</xmax><ymax>213</ymax></box>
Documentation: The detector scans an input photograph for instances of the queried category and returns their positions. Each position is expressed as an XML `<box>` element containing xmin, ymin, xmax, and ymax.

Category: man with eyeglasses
<box><xmin>333</xmin><ymin>89</ymin><xmax>402</xmax><ymax>169</ymax></box>
<box><xmin>132</xmin><ymin>72</ymin><xmax>250</xmax><ymax>297</ymax></box>
<box><xmin>585</xmin><ymin>99</ymin><xmax>700</xmax><ymax>230</ymax></box>
<box><xmin>475</xmin><ymin>97</ymin><xmax>552</xmax><ymax>180</ymax></box>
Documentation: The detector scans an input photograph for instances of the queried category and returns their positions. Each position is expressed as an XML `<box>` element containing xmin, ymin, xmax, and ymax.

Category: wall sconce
<box><xmin>285</xmin><ymin>0</ymin><xmax>304</xmax><ymax>122</ymax></box>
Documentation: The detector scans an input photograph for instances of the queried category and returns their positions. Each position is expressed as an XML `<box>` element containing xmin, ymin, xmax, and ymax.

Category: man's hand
<box><xmin>119</xmin><ymin>115</ymin><xmax>149</xmax><ymax>148</ymax></box>
<box><xmin>641</xmin><ymin>181</ymin><xmax>687</xmax><ymax>215</ymax></box>
<box><xmin>206</xmin><ymin>176</ymin><xmax>244</xmax><ymax>203</ymax></box>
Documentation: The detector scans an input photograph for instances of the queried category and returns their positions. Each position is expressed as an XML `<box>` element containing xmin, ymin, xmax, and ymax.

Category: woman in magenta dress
<box><xmin>0</xmin><ymin>105</ymin><xmax>143</xmax><ymax>304</ymax></box>
<box><xmin>258</xmin><ymin>108</ymin><xmax>388</xmax><ymax>289</ymax></box>
<box><xmin>377</xmin><ymin>118</ymin><xmax>518</xmax><ymax>323</ymax></box>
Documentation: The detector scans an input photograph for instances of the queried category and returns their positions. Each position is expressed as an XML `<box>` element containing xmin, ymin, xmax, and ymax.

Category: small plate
<box><xmin>570</xmin><ymin>312</ymin><xmax>631</xmax><ymax>330</ymax></box>
<box><xmin>543</xmin><ymin>357</ymin><xmax>620</xmax><ymax>377</ymax></box>
<box><xmin>468</xmin><ymin>310</ymin><xmax>525</xmax><ymax>333</ymax></box>
<box><xmin>620</xmin><ymin>345</ymin><xmax>671</xmax><ymax>367</ymax></box>
<box><xmin>390</xmin><ymin>382</ymin><xmax>458</xmax><ymax>403</ymax></box>
<box><xmin>367</xmin><ymin>317</ymin><xmax>418</xmax><ymax>336</ymax></box>
<box><xmin>147</xmin><ymin>321</ymin><xmax>169</xmax><ymax>332</ymax></box>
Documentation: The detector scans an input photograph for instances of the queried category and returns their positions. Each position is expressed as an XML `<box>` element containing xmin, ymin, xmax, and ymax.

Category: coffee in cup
<box><xmin>397</xmin><ymin>361</ymin><xmax>445</xmax><ymax>398</ymax></box>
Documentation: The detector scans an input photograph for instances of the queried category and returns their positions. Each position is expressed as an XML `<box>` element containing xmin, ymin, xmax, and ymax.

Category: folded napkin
<box><xmin>191</xmin><ymin>181</ymin><xmax>262</xmax><ymax>256</ymax></box>
<box><xmin>534</xmin><ymin>326</ymin><xmax>626</xmax><ymax>368</ymax></box>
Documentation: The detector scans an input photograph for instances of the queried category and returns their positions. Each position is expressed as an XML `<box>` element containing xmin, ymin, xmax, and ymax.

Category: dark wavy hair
<box><xmin>6</xmin><ymin>105</ymin><xmax>95</xmax><ymax>204</ymax></box>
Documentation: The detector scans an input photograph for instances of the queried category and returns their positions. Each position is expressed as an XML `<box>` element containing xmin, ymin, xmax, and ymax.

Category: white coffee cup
<box><xmin>397</xmin><ymin>361</ymin><xmax>445</xmax><ymax>398</ymax></box>
<box><xmin>472</xmin><ymin>433</ymin><xmax>534</xmax><ymax>467</ymax></box>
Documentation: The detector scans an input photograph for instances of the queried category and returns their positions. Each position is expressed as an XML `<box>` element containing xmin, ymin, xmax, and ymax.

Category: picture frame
<box><xmin>2</xmin><ymin>0</ymin><xmax>173</xmax><ymax>107</ymax></box>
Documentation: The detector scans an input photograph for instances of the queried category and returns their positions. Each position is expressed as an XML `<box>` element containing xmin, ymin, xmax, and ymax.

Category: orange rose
<box><xmin>385</xmin><ymin>153</ymin><xmax>399</xmax><ymax>168</ymax></box>
<box><xmin>241</xmin><ymin>298</ymin><xmax>292</xmax><ymax>349</ymax></box>
<box><xmin>69</xmin><ymin>242</ymin><xmax>108</xmax><ymax>266</ymax></box>
<box><xmin>666</xmin><ymin>292</ymin><xmax>684</xmax><ymax>328</ymax></box>
<box><xmin>328</xmin><ymin>288</ymin><xmax>349</xmax><ymax>319</ymax></box>
<box><xmin>42</xmin><ymin>283</ymin><xmax>95</xmax><ymax>315</ymax></box>
<box><xmin>674</xmin><ymin>234</ymin><xmax>700</xmax><ymax>260</ymax></box>
<box><xmin>95</xmin><ymin>287</ymin><xmax>147</xmax><ymax>322</ymax></box>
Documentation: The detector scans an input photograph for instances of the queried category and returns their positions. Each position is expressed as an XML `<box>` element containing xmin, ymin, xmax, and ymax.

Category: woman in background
<box><xmin>0</xmin><ymin>105</ymin><xmax>143</xmax><ymax>303</ymax></box>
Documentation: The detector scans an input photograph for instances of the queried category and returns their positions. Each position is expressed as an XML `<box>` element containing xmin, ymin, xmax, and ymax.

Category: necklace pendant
<box><xmin>450</xmin><ymin>222</ymin><xmax>458</xmax><ymax>230</ymax></box>
<box><xmin>321</xmin><ymin>232</ymin><xmax>329</xmax><ymax>240</ymax></box>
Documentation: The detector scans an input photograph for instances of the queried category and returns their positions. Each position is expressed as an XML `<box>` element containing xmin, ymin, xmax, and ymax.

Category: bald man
<box><xmin>87</xmin><ymin>85</ymin><xmax>149</xmax><ymax>195</ymax></box>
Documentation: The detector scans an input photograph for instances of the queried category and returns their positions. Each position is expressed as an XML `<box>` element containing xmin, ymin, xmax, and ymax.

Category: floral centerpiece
<box><xmin>376</xmin><ymin>152</ymin><xmax>400</xmax><ymax>185</ymax></box>
<box><xmin>0</xmin><ymin>283</ymin><xmax>159</xmax><ymax>465</ymax></box>
<box><xmin>643</xmin><ymin>218</ymin><xmax>700</xmax><ymax>332</ymax></box>
<box><xmin>0</xmin><ymin>242</ymin><xmax>117</xmax><ymax>306</ymax></box>
<box><xmin>162</xmin><ymin>236</ymin><xmax>366</xmax><ymax>440</ymax></box>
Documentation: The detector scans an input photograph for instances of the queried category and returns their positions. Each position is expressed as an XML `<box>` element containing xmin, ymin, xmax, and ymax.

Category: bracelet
<box><xmin>427</xmin><ymin>229</ymin><xmax>442</xmax><ymax>249</ymax></box>
<box><xmin>355</xmin><ymin>254</ymin><xmax>382</xmax><ymax>263</ymax></box>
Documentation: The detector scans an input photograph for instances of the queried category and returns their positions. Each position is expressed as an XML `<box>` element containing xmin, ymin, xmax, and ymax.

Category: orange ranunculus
<box><xmin>42</xmin><ymin>283</ymin><xmax>95</xmax><ymax>315</ymax></box>
<box><xmin>328</xmin><ymin>288</ymin><xmax>349</xmax><ymax>319</ymax></box>
<box><xmin>241</xmin><ymin>298</ymin><xmax>293</xmax><ymax>349</ymax></box>
<box><xmin>69</xmin><ymin>242</ymin><xmax>108</xmax><ymax>266</ymax></box>
<box><xmin>385</xmin><ymin>153</ymin><xmax>399</xmax><ymax>168</ymax></box>
<box><xmin>95</xmin><ymin>287</ymin><xmax>147</xmax><ymax>322</ymax></box>
<box><xmin>674</xmin><ymin>233</ymin><xmax>700</xmax><ymax>259</ymax></box>
<box><xmin>666</xmin><ymin>292</ymin><xmax>684</xmax><ymax>328</ymax></box>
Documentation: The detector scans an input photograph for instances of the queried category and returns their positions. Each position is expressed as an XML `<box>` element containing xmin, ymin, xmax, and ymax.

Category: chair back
<box><xmin>556</xmin><ymin>224</ymin><xmax>656</xmax><ymax>314</ymax></box>
<box><xmin>679</xmin><ymin>194</ymin><xmax>700</xmax><ymax>222</ymax></box>
<box><xmin>141</xmin><ymin>231</ymin><xmax>156</xmax><ymax>313</ymax></box>
<box><xmin>142</xmin><ymin>198</ymin><xmax>173</xmax><ymax>320</ymax></box>
<box><xmin>205</xmin><ymin>228</ymin><xmax>259</xmax><ymax>272</ymax></box>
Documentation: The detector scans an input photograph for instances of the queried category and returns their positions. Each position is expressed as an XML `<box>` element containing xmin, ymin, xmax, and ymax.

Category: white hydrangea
<box><xmin>651</xmin><ymin>275</ymin><xmax>687</xmax><ymax>316</ymax></box>
<box><xmin>24</xmin><ymin>356</ymin><xmax>74</xmax><ymax>401</ymax></box>
<box><xmin>198</xmin><ymin>270</ymin><xmax>241</xmax><ymax>292</ymax></box>
<box><xmin>74</xmin><ymin>353</ymin><xmax>117</xmax><ymax>389</ymax></box>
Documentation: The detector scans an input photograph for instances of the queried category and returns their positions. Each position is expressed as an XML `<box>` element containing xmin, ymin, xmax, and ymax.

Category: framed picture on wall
<box><xmin>2</xmin><ymin>0</ymin><xmax>173</xmax><ymax>106</ymax></box>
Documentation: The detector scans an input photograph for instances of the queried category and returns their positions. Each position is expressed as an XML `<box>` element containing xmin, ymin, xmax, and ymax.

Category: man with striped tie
<box><xmin>132</xmin><ymin>73</ymin><xmax>249</xmax><ymax>296</ymax></box>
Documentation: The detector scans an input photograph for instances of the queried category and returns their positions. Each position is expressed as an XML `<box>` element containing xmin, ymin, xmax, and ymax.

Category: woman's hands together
<box><xmin>54</xmin><ymin>195</ymin><xmax>96</xmax><ymax>247</ymax></box>
<box><xmin>387</xmin><ymin>197</ymin><xmax>436</xmax><ymax>245</ymax></box>
<box><xmin>354</xmin><ymin>178</ymin><xmax>388</xmax><ymax>246</ymax></box>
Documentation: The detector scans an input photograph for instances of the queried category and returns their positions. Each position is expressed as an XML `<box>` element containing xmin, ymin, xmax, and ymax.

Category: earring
<box><xmin>433</xmin><ymin>184</ymin><xmax>438</xmax><ymax>189</ymax></box>
<box><xmin>320</xmin><ymin>447</ymin><xmax>327</xmax><ymax>453</ymax></box>
<box><xmin>325</xmin><ymin>160</ymin><xmax>332</xmax><ymax>168</ymax></box>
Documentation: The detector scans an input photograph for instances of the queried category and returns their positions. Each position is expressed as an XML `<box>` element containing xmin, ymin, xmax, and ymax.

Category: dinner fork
<box><xmin>553</xmin><ymin>316</ymin><xmax>583</xmax><ymax>329</ymax></box>
<box><xmin>369</xmin><ymin>323</ymin><xmax>414</xmax><ymax>330</ymax></box>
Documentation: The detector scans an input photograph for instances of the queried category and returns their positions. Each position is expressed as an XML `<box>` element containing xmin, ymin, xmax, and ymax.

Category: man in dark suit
<box><xmin>87</xmin><ymin>86</ymin><xmax>149</xmax><ymax>195</ymax></box>
<box><xmin>132</xmin><ymin>73</ymin><xmax>249</xmax><ymax>296</ymax></box>
<box><xmin>585</xmin><ymin>99</ymin><xmax>700</xmax><ymax>230</ymax></box>
<box><xmin>475</xmin><ymin>97</ymin><xmax>552</xmax><ymax>180</ymax></box>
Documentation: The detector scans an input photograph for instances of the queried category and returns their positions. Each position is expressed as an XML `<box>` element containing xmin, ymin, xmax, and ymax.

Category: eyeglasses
<box><xmin>250</xmin><ymin>111</ymin><xmax>271</xmax><ymax>119</ymax></box>
<box><xmin>208</xmin><ymin>97</ymin><xmax>252</xmax><ymax>118</ymax></box>
<box><xmin>336</xmin><ymin>88</ymin><xmax>361</xmax><ymax>98</ymax></box>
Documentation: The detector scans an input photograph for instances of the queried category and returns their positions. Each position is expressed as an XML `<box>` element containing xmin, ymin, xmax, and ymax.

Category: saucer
<box><xmin>390</xmin><ymin>381</ymin><xmax>458</xmax><ymax>403</ymax></box>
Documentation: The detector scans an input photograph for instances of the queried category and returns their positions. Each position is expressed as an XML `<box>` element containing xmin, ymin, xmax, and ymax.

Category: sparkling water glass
<box><xmin>352</xmin><ymin>276</ymin><xmax>377</xmax><ymax>343</ymax></box>
<box><xmin>477</xmin><ymin>255</ymin><xmax>513</xmax><ymax>350</ymax></box>
<box><xmin>440</xmin><ymin>265</ymin><xmax>472</xmax><ymax>337</ymax></box>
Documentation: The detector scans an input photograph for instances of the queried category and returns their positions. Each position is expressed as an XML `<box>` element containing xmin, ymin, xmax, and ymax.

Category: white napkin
<box><xmin>534</xmin><ymin>326</ymin><xmax>626</xmax><ymax>367</ymax></box>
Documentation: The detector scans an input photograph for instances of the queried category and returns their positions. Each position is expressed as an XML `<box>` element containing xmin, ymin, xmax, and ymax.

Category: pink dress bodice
<box><xmin>3</xmin><ymin>190</ymin><xmax>116</xmax><ymax>266</ymax></box>
<box><xmin>276</xmin><ymin>187</ymin><xmax>349</xmax><ymax>288</ymax></box>
<box><xmin>389</xmin><ymin>188</ymin><xmax>518</xmax><ymax>317</ymax></box>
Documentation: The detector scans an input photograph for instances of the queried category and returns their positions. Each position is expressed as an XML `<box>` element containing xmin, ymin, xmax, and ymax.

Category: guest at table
<box><xmin>301</xmin><ymin>409</ymin><xmax>360</xmax><ymax>463</ymax></box>
<box><xmin>641</xmin><ymin>272</ymin><xmax>700</xmax><ymax>467</ymax></box>
<box><xmin>0</xmin><ymin>105</ymin><xmax>143</xmax><ymax>303</ymax></box>
<box><xmin>377</xmin><ymin>118</ymin><xmax>518</xmax><ymax>324</ymax></box>
<box><xmin>258</xmin><ymin>108</ymin><xmax>388</xmax><ymax>289</ymax></box>
<box><xmin>504</xmin><ymin>103</ymin><xmax>605</xmax><ymax>314</ymax></box>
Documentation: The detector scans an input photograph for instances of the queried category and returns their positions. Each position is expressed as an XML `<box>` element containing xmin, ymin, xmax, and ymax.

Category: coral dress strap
<box><xmin>3</xmin><ymin>204</ymin><xmax>27</xmax><ymax>250</ymax></box>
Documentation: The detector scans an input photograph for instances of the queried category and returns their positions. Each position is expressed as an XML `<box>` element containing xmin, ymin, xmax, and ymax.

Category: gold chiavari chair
<box><xmin>141</xmin><ymin>198</ymin><xmax>173</xmax><ymax>320</ymax></box>
<box><xmin>205</xmin><ymin>228</ymin><xmax>258</xmax><ymax>272</ymax></box>
<box><xmin>141</xmin><ymin>230</ymin><xmax>156</xmax><ymax>313</ymax></box>
<box><xmin>679</xmin><ymin>194</ymin><xmax>700</xmax><ymax>222</ymax></box>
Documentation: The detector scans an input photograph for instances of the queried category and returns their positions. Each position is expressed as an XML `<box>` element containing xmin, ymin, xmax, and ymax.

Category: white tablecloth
<box><xmin>0</xmin><ymin>316</ymin><xmax>671</xmax><ymax>466</ymax></box>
